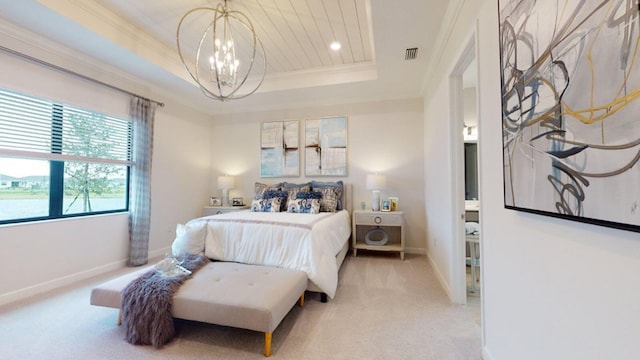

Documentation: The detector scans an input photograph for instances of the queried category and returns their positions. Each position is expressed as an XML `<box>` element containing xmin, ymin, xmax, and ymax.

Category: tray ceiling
<box><xmin>0</xmin><ymin>0</ymin><xmax>453</xmax><ymax>115</ymax></box>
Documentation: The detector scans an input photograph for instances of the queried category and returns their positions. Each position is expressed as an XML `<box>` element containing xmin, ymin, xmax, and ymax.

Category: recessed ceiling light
<box><xmin>330</xmin><ymin>41</ymin><xmax>341</xmax><ymax>51</ymax></box>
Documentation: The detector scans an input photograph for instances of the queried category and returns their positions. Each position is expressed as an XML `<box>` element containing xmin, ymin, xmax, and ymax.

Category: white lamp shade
<box><xmin>366</xmin><ymin>174</ymin><xmax>387</xmax><ymax>190</ymax></box>
<box><xmin>217</xmin><ymin>175</ymin><xmax>235</xmax><ymax>190</ymax></box>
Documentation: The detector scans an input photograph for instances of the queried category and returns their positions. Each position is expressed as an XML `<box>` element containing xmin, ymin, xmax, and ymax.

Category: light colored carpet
<box><xmin>0</xmin><ymin>253</ymin><xmax>482</xmax><ymax>359</ymax></box>
<box><xmin>467</xmin><ymin>267</ymin><xmax>482</xmax><ymax>326</ymax></box>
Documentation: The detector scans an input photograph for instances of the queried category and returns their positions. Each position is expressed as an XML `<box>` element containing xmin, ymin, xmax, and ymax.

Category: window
<box><xmin>0</xmin><ymin>88</ymin><xmax>131</xmax><ymax>224</ymax></box>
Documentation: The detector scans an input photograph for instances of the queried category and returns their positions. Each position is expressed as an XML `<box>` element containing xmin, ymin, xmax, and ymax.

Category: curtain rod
<box><xmin>0</xmin><ymin>45</ymin><xmax>165</xmax><ymax>107</ymax></box>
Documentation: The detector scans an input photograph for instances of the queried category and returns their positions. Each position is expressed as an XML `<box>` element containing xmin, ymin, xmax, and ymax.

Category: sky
<box><xmin>0</xmin><ymin>158</ymin><xmax>49</xmax><ymax>178</ymax></box>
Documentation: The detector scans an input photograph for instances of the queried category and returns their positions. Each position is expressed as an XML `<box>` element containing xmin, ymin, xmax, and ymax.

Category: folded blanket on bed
<box><xmin>121</xmin><ymin>253</ymin><xmax>210</xmax><ymax>347</ymax></box>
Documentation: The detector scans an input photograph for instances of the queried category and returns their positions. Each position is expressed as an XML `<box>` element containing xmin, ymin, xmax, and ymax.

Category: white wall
<box><xmin>0</xmin><ymin>24</ymin><xmax>212</xmax><ymax>306</ymax></box>
<box><xmin>0</xmin><ymin>102</ymin><xmax>212</xmax><ymax>306</ymax></box>
<box><xmin>463</xmin><ymin>87</ymin><xmax>478</xmax><ymax>141</ymax></box>
<box><xmin>147</xmin><ymin>104</ymin><xmax>212</xmax><ymax>253</ymax></box>
<box><xmin>424</xmin><ymin>0</ymin><xmax>640</xmax><ymax>359</ymax></box>
<box><xmin>210</xmin><ymin>98</ymin><xmax>427</xmax><ymax>252</ymax></box>
<box><xmin>423</xmin><ymin>75</ymin><xmax>456</xmax><ymax>294</ymax></box>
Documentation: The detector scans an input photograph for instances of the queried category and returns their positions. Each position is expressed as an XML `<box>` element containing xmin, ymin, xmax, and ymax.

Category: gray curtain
<box><xmin>128</xmin><ymin>97</ymin><xmax>156</xmax><ymax>266</ymax></box>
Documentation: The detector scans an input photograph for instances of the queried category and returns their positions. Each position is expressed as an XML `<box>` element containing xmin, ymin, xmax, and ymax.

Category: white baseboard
<box><xmin>149</xmin><ymin>246</ymin><xmax>171</xmax><ymax>259</ymax></box>
<box><xmin>482</xmin><ymin>346</ymin><xmax>494</xmax><ymax>360</ymax></box>
<box><xmin>0</xmin><ymin>246</ymin><xmax>170</xmax><ymax>307</ymax></box>
<box><xmin>0</xmin><ymin>258</ymin><xmax>127</xmax><ymax>307</ymax></box>
<box><xmin>425</xmin><ymin>250</ymin><xmax>453</xmax><ymax>301</ymax></box>
<box><xmin>405</xmin><ymin>247</ymin><xmax>426</xmax><ymax>255</ymax></box>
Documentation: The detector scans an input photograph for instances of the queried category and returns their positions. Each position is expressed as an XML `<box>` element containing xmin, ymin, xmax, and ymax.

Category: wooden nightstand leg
<box><xmin>265</xmin><ymin>332</ymin><xmax>272</xmax><ymax>357</ymax></box>
<box><xmin>117</xmin><ymin>310</ymin><xmax>122</xmax><ymax>326</ymax></box>
<box><xmin>299</xmin><ymin>292</ymin><xmax>305</xmax><ymax>307</ymax></box>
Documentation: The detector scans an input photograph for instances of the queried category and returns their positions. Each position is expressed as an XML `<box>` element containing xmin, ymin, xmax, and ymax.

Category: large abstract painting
<box><xmin>305</xmin><ymin>116</ymin><xmax>348</xmax><ymax>176</ymax></box>
<box><xmin>260</xmin><ymin>120</ymin><xmax>299</xmax><ymax>177</ymax></box>
<box><xmin>499</xmin><ymin>0</ymin><xmax>640</xmax><ymax>231</ymax></box>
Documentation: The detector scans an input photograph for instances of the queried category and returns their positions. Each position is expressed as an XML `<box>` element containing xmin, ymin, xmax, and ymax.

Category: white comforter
<box><xmin>186</xmin><ymin>210</ymin><xmax>351</xmax><ymax>298</ymax></box>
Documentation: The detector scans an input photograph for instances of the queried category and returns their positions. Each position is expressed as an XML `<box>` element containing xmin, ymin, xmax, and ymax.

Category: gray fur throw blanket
<box><xmin>121</xmin><ymin>253</ymin><xmax>210</xmax><ymax>347</ymax></box>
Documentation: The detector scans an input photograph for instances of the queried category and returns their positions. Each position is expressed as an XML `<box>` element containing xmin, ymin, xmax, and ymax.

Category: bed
<box><xmin>182</xmin><ymin>182</ymin><xmax>352</xmax><ymax>300</ymax></box>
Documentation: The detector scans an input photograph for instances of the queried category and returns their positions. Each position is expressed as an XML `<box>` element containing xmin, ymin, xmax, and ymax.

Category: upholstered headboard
<box><xmin>342</xmin><ymin>183</ymin><xmax>352</xmax><ymax>214</ymax></box>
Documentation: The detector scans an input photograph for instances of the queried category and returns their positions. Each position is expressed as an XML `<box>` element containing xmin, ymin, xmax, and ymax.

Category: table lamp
<box><xmin>366</xmin><ymin>174</ymin><xmax>386</xmax><ymax>211</ymax></box>
<box><xmin>218</xmin><ymin>175</ymin><xmax>235</xmax><ymax>206</ymax></box>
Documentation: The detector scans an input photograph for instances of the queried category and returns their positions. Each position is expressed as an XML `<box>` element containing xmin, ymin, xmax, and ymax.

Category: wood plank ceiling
<box><xmin>96</xmin><ymin>0</ymin><xmax>374</xmax><ymax>76</ymax></box>
<box><xmin>0</xmin><ymin>0</ymin><xmax>452</xmax><ymax>113</ymax></box>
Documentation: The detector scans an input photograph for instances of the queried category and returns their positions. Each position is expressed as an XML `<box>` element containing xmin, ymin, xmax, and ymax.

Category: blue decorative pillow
<box><xmin>262</xmin><ymin>190</ymin><xmax>288</xmax><ymax>199</ymax></box>
<box><xmin>296</xmin><ymin>191</ymin><xmax>323</xmax><ymax>200</ymax></box>
<box><xmin>262</xmin><ymin>190</ymin><xmax>288</xmax><ymax>211</ymax></box>
<box><xmin>253</xmin><ymin>182</ymin><xmax>283</xmax><ymax>200</ymax></box>
<box><xmin>251</xmin><ymin>198</ymin><xmax>282</xmax><ymax>212</ymax></box>
<box><xmin>287</xmin><ymin>198</ymin><xmax>321</xmax><ymax>214</ymax></box>
<box><xmin>311</xmin><ymin>180</ymin><xmax>344</xmax><ymax>210</ymax></box>
<box><xmin>282</xmin><ymin>182</ymin><xmax>311</xmax><ymax>203</ymax></box>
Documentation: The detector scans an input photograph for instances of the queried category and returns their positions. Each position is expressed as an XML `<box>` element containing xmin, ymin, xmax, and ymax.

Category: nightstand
<box><xmin>352</xmin><ymin>210</ymin><xmax>405</xmax><ymax>260</ymax></box>
<box><xmin>203</xmin><ymin>205</ymin><xmax>249</xmax><ymax>216</ymax></box>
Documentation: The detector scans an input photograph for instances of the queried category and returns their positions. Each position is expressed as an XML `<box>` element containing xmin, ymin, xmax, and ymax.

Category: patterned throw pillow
<box><xmin>311</xmin><ymin>180</ymin><xmax>344</xmax><ymax>210</ymax></box>
<box><xmin>282</xmin><ymin>182</ymin><xmax>311</xmax><ymax>202</ymax></box>
<box><xmin>251</xmin><ymin>197</ymin><xmax>282</xmax><ymax>212</ymax></box>
<box><xmin>262</xmin><ymin>190</ymin><xmax>288</xmax><ymax>199</ymax></box>
<box><xmin>316</xmin><ymin>187</ymin><xmax>339</xmax><ymax>212</ymax></box>
<box><xmin>253</xmin><ymin>182</ymin><xmax>283</xmax><ymax>200</ymax></box>
<box><xmin>296</xmin><ymin>191</ymin><xmax>323</xmax><ymax>200</ymax></box>
<box><xmin>262</xmin><ymin>190</ymin><xmax>288</xmax><ymax>212</ymax></box>
<box><xmin>286</xmin><ymin>198</ymin><xmax>321</xmax><ymax>214</ymax></box>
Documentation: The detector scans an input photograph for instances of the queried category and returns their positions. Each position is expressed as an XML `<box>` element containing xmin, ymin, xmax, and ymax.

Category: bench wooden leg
<box><xmin>265</xmin><ymin>332</ymin><xmax>272</xmax><ymax>357</ymax></box>
<box><xmin>117</xmin><ymin>310</ymin><xmax>122</xmax><ymax>326</ymax></box>
<box><xmin>264</xmin><ymin>292</ymin><xmax>304</xmax><ymax>357</ymax></box>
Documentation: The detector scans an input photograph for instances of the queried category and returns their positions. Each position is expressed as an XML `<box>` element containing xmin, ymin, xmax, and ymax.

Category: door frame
<box><xmin>448</xmin><ymin>26</ymin><xmax>479</xmax><ymax>305</ymax></box>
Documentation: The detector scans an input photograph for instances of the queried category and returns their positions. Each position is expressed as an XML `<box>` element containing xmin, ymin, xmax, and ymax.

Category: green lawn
<box><xmin>0</xmin><ymin>188</ymin><xmax>125</xmax><ymax>200</ymax></box>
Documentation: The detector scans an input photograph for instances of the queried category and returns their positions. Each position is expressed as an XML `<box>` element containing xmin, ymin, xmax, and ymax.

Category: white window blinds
<box><xmin>0</xmin><ymin>88</ymin><xmax>131</xmax><ymax>165</ymax></box>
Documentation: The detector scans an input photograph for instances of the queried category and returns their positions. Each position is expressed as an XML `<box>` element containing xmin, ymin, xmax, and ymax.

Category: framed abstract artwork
<box><xmin>305</xmin><ymin>116</ymin><xmax>348</xmax><ymax>176</ymax></box>
<box><xmin>260</xmin><ymin>120</ymin><xmax>299</xmax><ymax>177</ymax></box>
<box><xmin>499</xmin><ymin>0</ymin><xmax>640</xmax><ymax>231</ymax></box>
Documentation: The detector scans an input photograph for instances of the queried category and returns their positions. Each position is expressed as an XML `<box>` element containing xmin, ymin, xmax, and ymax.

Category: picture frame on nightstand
<box><xmin>388</xmin><ymin>197</ymin><xmax>398</xmax><ymax>211</ymax></box>
<box><xmin>381</xmin><ymin>199</ymin><xmax>391</xmax><ymax>212</ymax></box>
<box><xmin>232</xmin><ymin>197</ymin><xmax>244</xmax><ymax>206</ymax></box>
<box><xmin>209</xmin><ymin>197</ymin><xmax>221</xmax><ymax>207</ymax></box>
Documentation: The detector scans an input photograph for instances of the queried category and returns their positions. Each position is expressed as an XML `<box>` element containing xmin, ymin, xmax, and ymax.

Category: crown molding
<box><xmin>260</xmin><ymin>62</ymin><xmax>378</xmax><ymax>92</ymax></box>
<box><xmin>35</xmin><ymin>0</ymin><xmax>381</xmax><ymax>96</ymax></box>
<box><xmin>37</xmin><ymin>0</ymin><xmax>188</xmax><ymax>83</ymax></box>
<box><xmin>0</xmin><ymin>17</ymin><xmax>123</xmax><ymax>83</ymax></box>
<box><xmin>0</xmin><ymin>17</ymin><xmax>165</xmax><ymax>104</ymax></box>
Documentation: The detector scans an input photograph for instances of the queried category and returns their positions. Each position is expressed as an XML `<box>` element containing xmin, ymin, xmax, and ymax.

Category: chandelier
<box><xmin>176</xmin><ymin>0</ymin><xmax>266</xmax><ymax>101</ymax></box>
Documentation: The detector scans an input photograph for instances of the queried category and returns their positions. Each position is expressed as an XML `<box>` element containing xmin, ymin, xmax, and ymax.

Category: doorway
<box><xmin>462</xmin><ymin>63</ymin><xmax>480</xmax><ymax>320</ymax></box>
<box><xmin>449</xmin><ymin>28</ymin><xmax>481</xmax><ymax>310</ymax></box>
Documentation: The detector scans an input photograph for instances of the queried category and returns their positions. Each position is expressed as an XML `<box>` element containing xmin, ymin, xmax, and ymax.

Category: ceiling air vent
<box><xmin>405</xmin><ymin>47</ymin><xmax>418</xmax><ymax>60</ymax></box>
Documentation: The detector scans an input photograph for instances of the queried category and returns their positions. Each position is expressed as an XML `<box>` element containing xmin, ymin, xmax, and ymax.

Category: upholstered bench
<box><xmin>90</xmin><ymin>261</ymin><xmax>307</xmax><ymax>357</ymax></box>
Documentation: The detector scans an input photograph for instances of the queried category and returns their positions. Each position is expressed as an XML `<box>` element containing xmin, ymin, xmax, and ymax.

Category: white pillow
<box><xmin>171</xmin><ymin>222</ymin><xmax>206</xmax><ymax>256</ymax></box>
<box><xmin>465</xmin><ymin>222</ymin><xmax>480</xmax><ymax>235</ymax></box>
